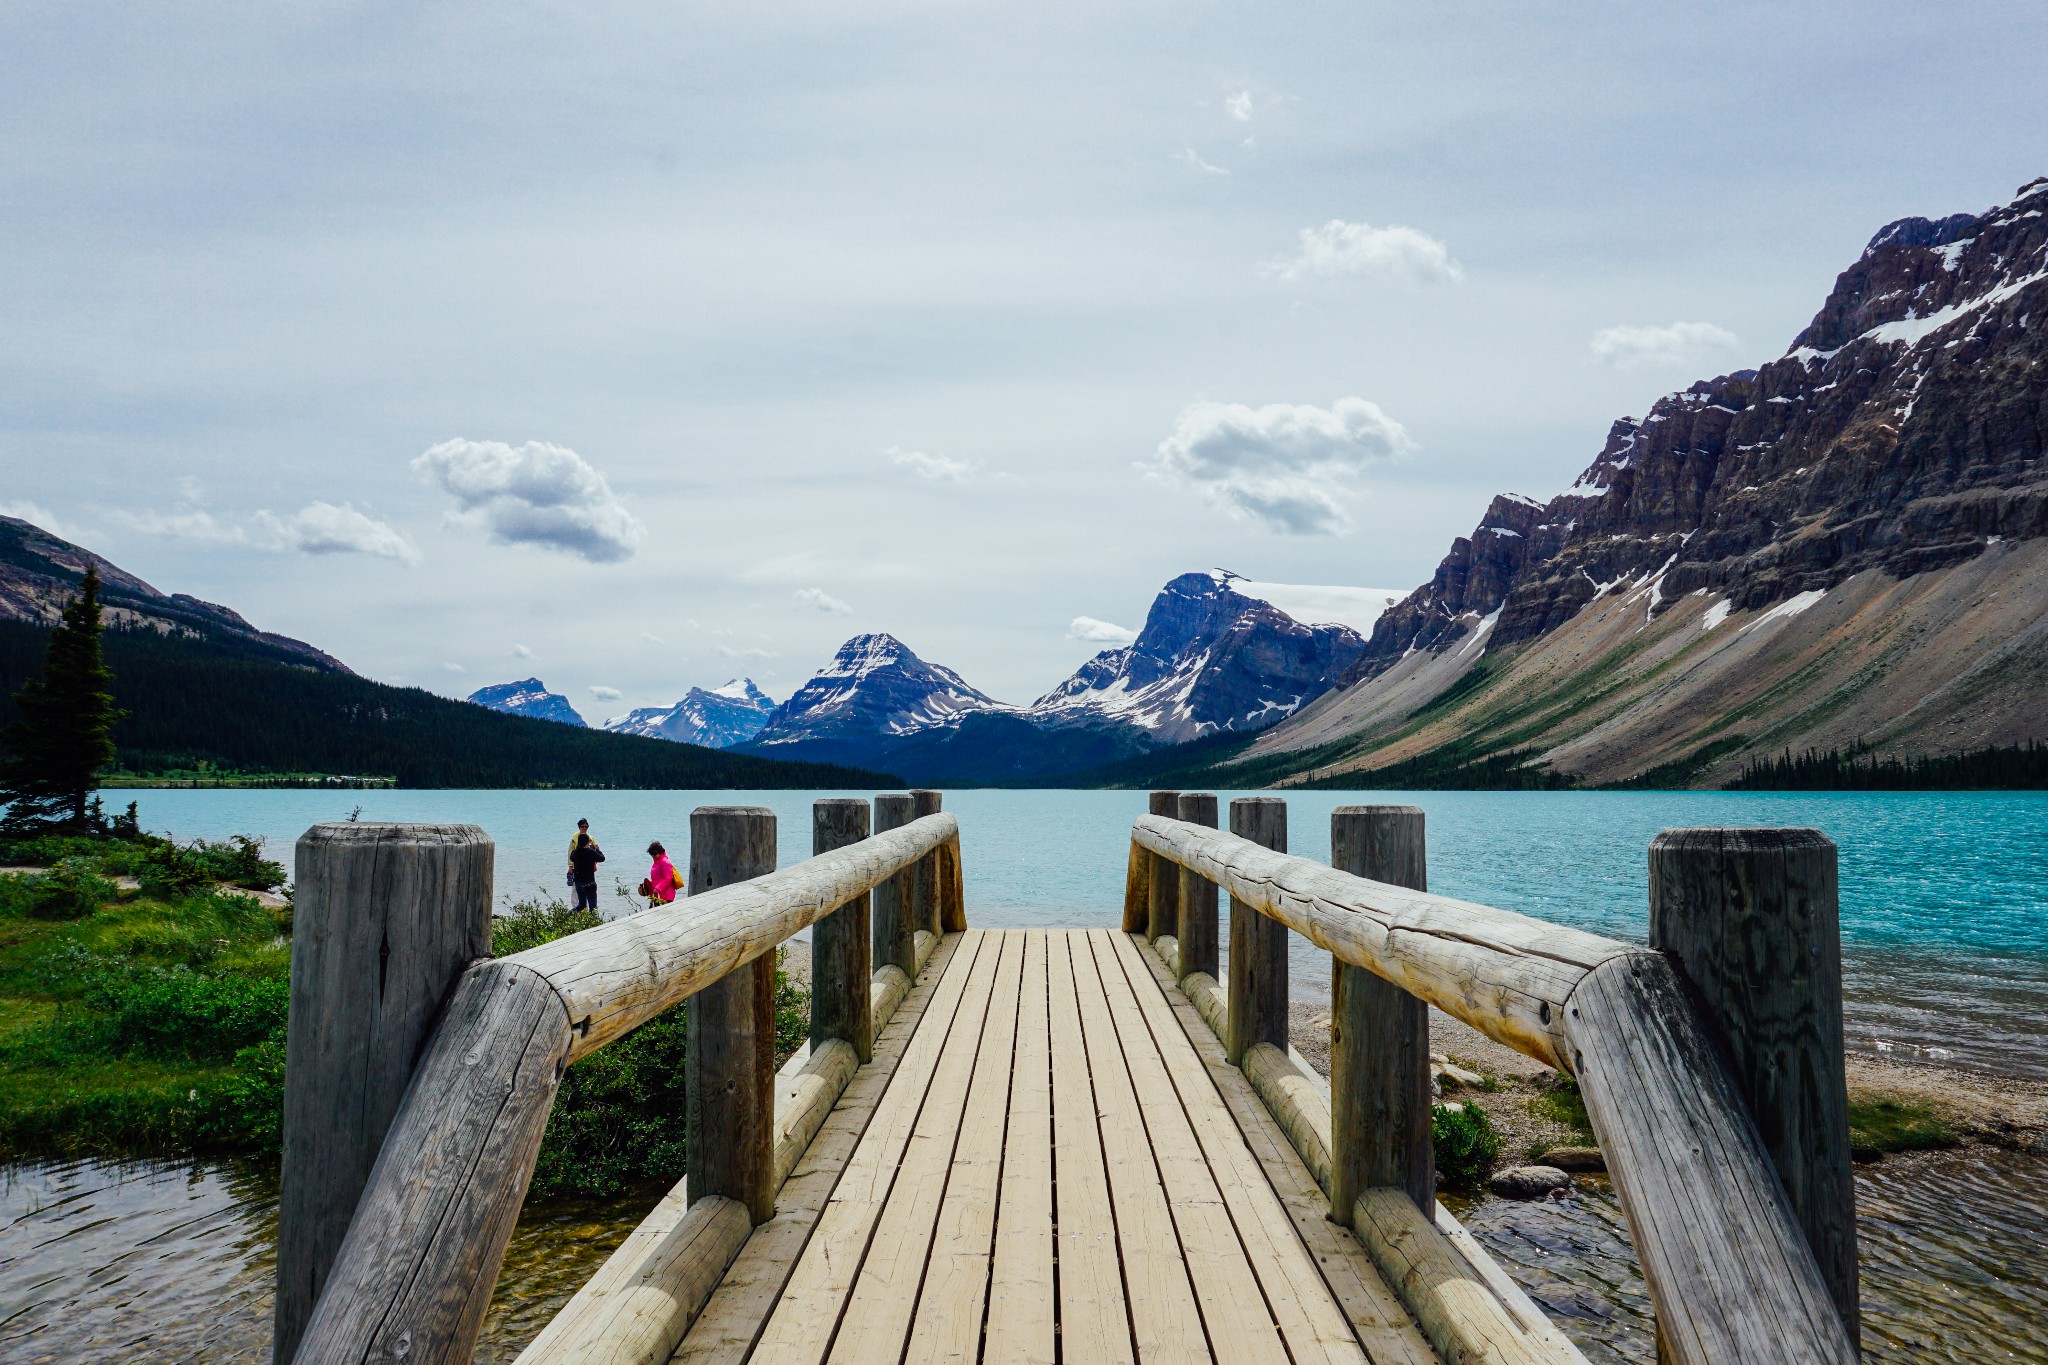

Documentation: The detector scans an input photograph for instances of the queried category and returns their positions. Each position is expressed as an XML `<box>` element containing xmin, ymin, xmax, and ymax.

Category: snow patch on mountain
<box><xmin>604</xmin><ymin>677</ymin><xmax>774</xmax><ymax>747</ymax></box>
<box><xmin>467</xmin><ymin>678</ymin><xmax>586</xmax><ymax>727</ymax></box>
<box><xmin>752</xmin><ymin>633</ymin><xmax>1014</xmax><ymax>747</ymax></box>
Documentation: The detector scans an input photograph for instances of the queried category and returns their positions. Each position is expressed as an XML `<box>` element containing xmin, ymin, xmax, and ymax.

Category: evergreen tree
<box><xmin>0</xmin><ymin>565</ymin><xmax>124</xmax><ymax>830</ymax></box>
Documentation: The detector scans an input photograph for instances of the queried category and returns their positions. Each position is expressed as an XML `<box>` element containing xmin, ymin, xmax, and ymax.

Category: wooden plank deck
<box><xmin>671</xmin><ymin>928</ymin><xmax>1437</xmax><ymax>1365</ymax></box>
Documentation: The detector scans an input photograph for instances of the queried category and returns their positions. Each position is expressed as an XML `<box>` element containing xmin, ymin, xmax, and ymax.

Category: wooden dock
<box><xmin>270</xmin><ymin>796</ymin><xmax>1864</xmax><ymax>1365</ymax></box>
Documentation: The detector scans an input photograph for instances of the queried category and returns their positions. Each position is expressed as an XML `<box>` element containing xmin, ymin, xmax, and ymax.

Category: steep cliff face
<box><xmin>605</xmin><ymin>678</ymin><xmax>774</xmax><ymax>748</ymax></box>
<box><xmin>466</xmin><ymin>678</ymin><xmax>587</xmax><ymax>727</ymax></box>
<box><xmin>1259</xmin><ymin>179</ymin><xmax>2048</xmax><ymax>785</ymax></box>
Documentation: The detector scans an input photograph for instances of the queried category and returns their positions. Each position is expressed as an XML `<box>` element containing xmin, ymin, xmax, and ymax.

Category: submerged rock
<box><xmin>1490</xmin><ymin>1164</ymin><xmax>1572</xmax><ymax>1199</ymax></box>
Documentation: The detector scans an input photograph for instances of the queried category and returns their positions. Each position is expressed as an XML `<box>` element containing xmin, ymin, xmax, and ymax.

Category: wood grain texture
<box><xmin>1123</xmin><ymin>834</ymin><xmax>1151</xmax><ymax>934</ymax></box>
<box><xmin>936</xmin><ymin>836</ymin><xmax>968</xmax><ymax>934</ymax></box>
<box><xmin>872</xmin><ymin>794</ymin><xmax>918</xmax><ymax>978</ymax></box>
<box><xmin>290</xmin><ymin>961</ymin><xmax>572</xmax><ymax>1365</ymax></box>
<box><xmin>503</xmin><ymin>812</ymin><xmax>959</xmax><ymax>1062</ymax></box>
<box><xmin>910</xmin><ymin>790</ymin><xmax>943</xmax><ymax>938</ymax></box>
<box><xmin>1146</xmin><ymin>790</ymin><xmax>1181</xmax><ymax>941</ymax></box>
<box><xmin>1648</xmin><ymin>827</ymin><xmax>1857</xmax><ymax>1346</ymax></box>
<box><xmin>983</xmin><ymin>930</ymin><xmax>1056</xmax><ymax>1363</ymax></box>
<box><xmin>1353</xmin><ymin>1188</ymin><xmax>1564</xmax><ymax>1365</ymax></box>
<box><xmin>687</xmin><ymin>808</ymin><xmax>779</xmax><ymax>1225</ymax></box>
<box><xmin>810</xmin><ymin>800</ymin><xmax>873</xmax><ymax>1063</ymax></box>
<box><xmin>1133</xmin><ymin>813</ymin><xmax>1631</xmax><ymax>1069</ymax></box>
<box><xmin>1330</xmin><ymin>806</ymin><xmax>1434</xmax><ymax>1220</ymax></box>
<box><xmin>1563</xmin><ymin>952</ymin><xmax>1858</xmax><ymax>1365</ymax></box>
<box><xmin>1175</xmin><ymin>793</ymin><xmax>1221</xmax><ymax>982</ymax></box>
<box><xmin>1227</xmin><ymin>798</ymin><xmax>1289</xmax><ymax>1067</ymax></box>
<box><xmin>275</xmin><ymin>822</ymin><xmax>493</xmax><ymax>1365</ymax></box>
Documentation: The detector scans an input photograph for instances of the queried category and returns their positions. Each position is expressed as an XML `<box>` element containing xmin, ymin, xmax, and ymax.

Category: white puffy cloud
<box><xmin>1146</xmin><ymin>397</ymin><xmax>1414</xmax><ymax>536</ymax></box>
<box><xmin>1069</xmin><ymin>616</ymin><xmax>1138</xmax><ymax>645</ymax></box>
<box><xmin>0</xmin><ymin>500</ymin><xmax>81</xmax><ymax>540</ymax></box>
<box><xmin>590</xmin><ymin>685</ymin><xmax>623</xmax><ymax>701</ymax></box>
<box><xmin>1225</xmin><ymin>90</ymin><xmax>1254</xmax><ymax>122</ymax></box>
<box><xmin>111</xmin><ymin>507</ymin><xmax>247</xmax><ymax>544</ymax></box>
<box><xmin>1589</xmin><ymin>321</ymin><xmax>1741</xmax><ymax>368</ymax></box>
<box><xmin>639</xmin><ymin>631</ymin><xmax>666</xmax><ymax>645</ymax></box>
<box><xmin>1267</xmin><ymin>220</ymin><xmax>1463</xmax><ymax>285</ymax></box>
<box><xmin>794</xmin><ymin>586</ymin><xmax>854</xmax><ymax>615</ymax></box>
<box><xmin>442</xmin><ymin>661</ymin><xmax>466</xmax><ymax>673</ymax></box>
<box><xmin>511</xmin><ymin>643</ymin><xmax>536</xmax><ymax>659</ymax></box>
<box><xmin>412</xmin><ymin>438</ymin><xmax>644</xmax><ymax>563</ymax></box>
<box><xmin>1174</xmin><ymin>148</ymin><xmax>1228</xmax><ymax>176</ymax></box>
<box><xmin>719</xmin><ymin>645</ymin><xmax>779</xmax><ymax>660</ymax></box>
<box><xmin>256</xmin><ymin>501</ymin><xmax>418</xmax><ymax>564</ymax></box>
<box><xmin>886</xmin><ymin>446</ymin><xmax>979</xmax><ymax>481</ymax></box>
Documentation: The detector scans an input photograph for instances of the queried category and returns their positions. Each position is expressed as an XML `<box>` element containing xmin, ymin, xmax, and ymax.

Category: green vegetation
<box><xmin>0</xmin><ymin>617</ymin><xmax>897</xmax><ymax>790</ymax></box>
<box><xmin>1529</xmin><ymin>1073</ymin><xmax>1596</xmax><ymax>1146</ymax></box>
<box><xmin>1602</xmin><ymin>735</ymin><xmax>1751</xmax><ymax>790</ymax></box>
<box><xmin>1733</xmin><ymin>741</ymin><xmax>2048</xmax><ymax>791</ymax></box>
<box><xmin>0</xmin><ymin>565</ymin><xmax>123</xmax><ymax>831</ymax></box>
<box><xmin>1848</xmin><ymin>1097</ymin><xmax>1959</xmax><ymax>1160</ymax></box>
<box><xmin>1432</xmin><ymin>1102</ymin><xmax>1503</xmax><ymax>1191</ymax></box>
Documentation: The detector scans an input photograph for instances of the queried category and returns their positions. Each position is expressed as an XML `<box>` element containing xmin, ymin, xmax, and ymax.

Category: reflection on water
<box><xmin>1460</xmin><ymin>1148</ymin><xmax>2048</xmax><ymax>1364</ymax></box>
<box><xmin>6</xmin><ymin>1147</ymin><xmax>2045</xmax><ymax>1362</ymax></box>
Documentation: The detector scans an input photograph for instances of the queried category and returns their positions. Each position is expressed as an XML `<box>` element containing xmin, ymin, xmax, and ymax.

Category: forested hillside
<box><xmin>0</xmin><ymin>621</ymin><xmax>895</xmax><ymax>789</ymax></box>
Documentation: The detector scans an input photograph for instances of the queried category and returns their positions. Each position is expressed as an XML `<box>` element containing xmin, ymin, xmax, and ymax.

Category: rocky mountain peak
<box><xmin>467</xmin><ymin>678</ymin><xmax>587</xmax><ymax>727</ymax></box>
<box><xmin>753</xmin><ymin>633</ymin><xmax>1009</xmax><ymax>747</ymax></box>
<box><xmin>604</xmin><ymin>676</ymin><xmax>774</xmax><ymax>748</ymax></box>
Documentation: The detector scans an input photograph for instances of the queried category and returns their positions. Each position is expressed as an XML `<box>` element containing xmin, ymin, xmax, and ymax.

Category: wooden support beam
<box><xmin>910</xmin><ymin>789</ymin><xmax>943</xmax><ymax>937</ymax></box>
<box><xmin>1175</xmin><ymin>792</ymin><xmax>1219</xmax><ymax>980</ymax></box>
<box><xmin>1329</xmin><ymin>805</ymin><xmax>1434</xmax><ymax>1222</ymax></box>
<box><xmin>1226</xmin><ymin>797</ymin><xmax>1288</xmax><ymax>1067</ymax></box>
<box><xmin>1145</xmin><ymin>789</ymin><xmax>1180</xmax><ymax>940</ymax></box>
<box><xmin>1649</xmin><ymin>827</ymin><xmax>1858</xmax><ymax>1347</ymax></box>
<box><xmin>687</xmin><ymin>807</ymin><xmax>779</xmax><ymax>1225</ymax></box>
<box><xmin>872</xmin><ymin>794</ymin><xmax>918</xmax><ymax>977</ymax></box>
<box><xmin>809</xmin><ymin>799</ymin><xmax>873</xmax><ymax>1063</ymax></box>
<box><xmin>273</xmin><ymin>822</ymin><xmax>493</xmax><ymax>1365</ymax></box>
<box><xmin>936</xmin><ymin>832</ymin><xmax>967</xmax><ymax>933</ymax></box>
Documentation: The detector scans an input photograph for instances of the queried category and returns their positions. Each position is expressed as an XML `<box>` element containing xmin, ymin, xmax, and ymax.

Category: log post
<box><xmin>1329</xmin><ymin>805</ymin><xmax>1433</xmax><ymax>1221</ymax></box>
<box><xmin>1175</xmin><ymin>793</ymin><xmax>1219</xmax><ymax>981</ymax></box>
<box><xmin>1649</xmin><ymin>827</ymin><xmax>1858</xmax><ymax>1347</ymax></box>
<box><xmin>273</xmin><ymin>822</ymin><xmax>493</xmax><ymax>1365</ymax></box>
<box><xmin>872</xmin><ymin>793</ymin><xmax>917</xmax><ymax>976</ymax></box>
<box><xmin>911</xmin><ymin>789</ymin><xmax>943</xmax><ymax>937</ymax></box>
<box><xmin>1145</xmin><ymin>789</ymin><xmax>1180</xmax><ymax>940</ymax></box>
<box><xmin>687</xmin><ymin>807</ymin><xmax>779</xmax><ymax>1225</ymax></box>
<box><xmin>811</xmin><ymin>799</ymin><xmax>873</xmax><ymax>1063</ymax></box>
<box><xmin>1226</xmin><ymin>797</ymin><xmax>1289</xmax><ymax>1067</ymax></box>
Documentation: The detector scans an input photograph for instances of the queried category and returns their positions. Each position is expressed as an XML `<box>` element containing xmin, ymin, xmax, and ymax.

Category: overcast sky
<box><xmin>5</xmin><ymin>1</ymin><xmax>2046</xmax><ymax>717</ymax></box>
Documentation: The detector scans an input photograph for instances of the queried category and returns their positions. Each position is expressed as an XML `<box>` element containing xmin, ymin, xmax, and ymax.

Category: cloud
<box><xmin>1225</xmin><ymin>91</ymin><xmax>1254</xmax><ymax>122</ymax></box>
<box><xmin>1146</xmin><ymin>397</ymin><xmax>1414</xmax><ymax>535</ymax></box>
<box><xmin>255</xmin><ymin>501</ymin><xmax>418</xmax><ymax>564</ymax></box>
<box><xmin>412</xmin><ymin>438</ymin><xmax>645</xmax><ymax>563</ymax></box>
<box><xmin>511</xmin><ymin>644</ymin><xmax>535</xmax><ymax>659</ymax></box>
<box><xmin>886</xmin><ymin>446</ymin><xmax>979</xmax><ymax>481</ymax></box>
<box><xmin>1069</xmin><ymin>616</ymin><xmax>1138</xmax><ymax>645</ymax></box>
<box><xmin>794</xmin><ymin>587</ymin><xmax>854</xmax><ymax>615</ymax></box>
<box><xmin>0</xmin><ymin>500</ymin><xmax>82</xmax><ymax>540</ymax></box>
<box><xmin>111</xmin><ymin>507</ymin><xmax>248</xmax><ymax>545</ymax></box>
<box><xmin>639</xmin><ymin>631</ymin><xmax>666</xmax><ymax>645</ymax></box>
<box><xmin>1267</xmin><ymin>220</ymin><xmax>1463</xmax><ymax>285</ymax></box>
<box><xmin>1174</xmin><ymin>148</ymin><xmax>1228</xmax><ymax>176</ymax></box>
<box><xmin>590</xmin><ymin>685</ymin><xmax>623</xmax><ymax>701</ymax></box>
<box><xmin>1590</xmin><ymin>321</ymin><xmax>1741</xmax><ymax>368</ymax></box>
<box><xmin>442</xmin><ymin>661</ymin><xmax>466</xmax><ymax>673</ymax></box>
<box><xmin>719</xmin><ymin>645</ymin><xmax>779</xmax><ymax>660</ymax></box>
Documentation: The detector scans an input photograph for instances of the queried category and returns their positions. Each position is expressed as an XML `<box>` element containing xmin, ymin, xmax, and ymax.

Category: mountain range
<box><xmin>1217</xmin><ymin>177</ymin><xmax>2048</xmax><ymax>787</ymax></box>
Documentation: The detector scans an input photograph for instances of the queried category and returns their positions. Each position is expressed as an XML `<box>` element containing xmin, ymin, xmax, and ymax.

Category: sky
<box><xmin>5</xmin><ymin>1</ymin><xmax>2047</xmax><ymax>719</ymax></box>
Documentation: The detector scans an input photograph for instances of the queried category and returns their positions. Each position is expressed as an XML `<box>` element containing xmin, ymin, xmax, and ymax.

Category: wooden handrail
<box><xmin>290</xmin><ymin>812</ymin><xmax>963</xmax><ymax>1365</ymax></box>
<box><xmin>1129</xmin><ymin>813</ymin><xmax>1858</xmax><ymax>1365</ymax></box>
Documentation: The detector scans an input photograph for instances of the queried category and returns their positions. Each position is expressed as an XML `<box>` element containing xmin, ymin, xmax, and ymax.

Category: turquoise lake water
<box><xmin>109</xmin><ymin>787</ymin><xmax>2048</xmax><ymax>1076</ymax></box>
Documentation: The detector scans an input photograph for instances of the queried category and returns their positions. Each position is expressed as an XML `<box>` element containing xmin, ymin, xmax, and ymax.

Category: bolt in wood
<box><xmin>273</xmin><ymin>822</ymin><xmax>493</xmax><ymax>1365</ymax></box>
<box><xmin>1329</xmin><ymin>804</ymin><xmax>1434</xmax><ymax>1220</ymax></box>
<box><xmin>1649</xmin><ymin>826</ymin><xmax>1858</xmax><ymax>1347</ymax></box>
<box><xmin>1226</xmin><ymin>797</ymin><xmax>1289</xmax><ymax>1066</ymax></box>
<box><xmin>811</xmin><ymin>799</ymin><xmax>873</xmax><ymax>1063</ymax></box>
<box><xmin>687</xmin><ymin>806</ymin><xmax>779</xmax><ymax>1225</ymax></box>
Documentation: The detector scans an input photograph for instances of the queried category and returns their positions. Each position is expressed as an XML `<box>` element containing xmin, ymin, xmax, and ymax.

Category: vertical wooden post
<box><xmin>1175</xmin><ymin>792</ymin><xmax>1219</xmax><ymax>981</ymax></box>
<box><xmin>872</xmin><ymin>793</ymin><xmax>917</xmax><ymax>976</ymax></box>
<box><xmin>910</xmin><ymin>789</ymin><xmax>943</xmax><ymax>937</ymax></box>
<box><xmin>811</xmin><ymin>799</ymin><xmax>873</xmax><ymax>1063</ymax></box>
<box><xmin>274</xmin><ymin>824</ymin><xmax>493</xmax><ymax>1365</ymax></box>
<box><xmin>1329</xmin><ymin>805</ymin><xmax>1434</xmax><ymax>1221</ymax></box>
<box><xmin>1649</xmin><ymin>827</ymin><xmax>1858</xmax><ymax>1347</ymax></box>
<box><xmin>687</xmin><ymin>806</ymin><xmax>778</xmax><ymax>1225</ymax></box>
<box><xmin>1226</xmin><ymin>797</ymin><xmax>1289</xmax><ymax>1066</ymax></box>
<box><xmin>1145</xmin><ymin>789</ymin><xmax>1180</xmax><ymax>940</ymax></box>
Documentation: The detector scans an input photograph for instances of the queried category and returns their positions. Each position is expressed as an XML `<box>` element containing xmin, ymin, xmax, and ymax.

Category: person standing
<box><xmin>642</xmin><ymin>840</ymin><xmax>680</xmax><ymax>906</ymax></box>
<box><xmin>569</xmin><ymin>829</ymin><xmax>605</xmax><ymax>912</ymax></box>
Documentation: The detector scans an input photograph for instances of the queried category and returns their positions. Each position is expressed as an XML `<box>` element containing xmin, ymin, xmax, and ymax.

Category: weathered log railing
<box><xmin>1126</xmin><ymin>796</ymin><xmax>1860</xmax><ymax>1365</ymax></box>
<box><xmin>275</xmin><ymin>798</ymin><xmax>964</xmax><ymax>1365</ymax></box>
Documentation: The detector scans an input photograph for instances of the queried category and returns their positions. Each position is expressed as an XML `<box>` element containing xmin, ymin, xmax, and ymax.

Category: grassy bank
<box><xmin>0</xmin><ymin>831</ymin><xmax>811</xmax><ymax>1200</ymax></box>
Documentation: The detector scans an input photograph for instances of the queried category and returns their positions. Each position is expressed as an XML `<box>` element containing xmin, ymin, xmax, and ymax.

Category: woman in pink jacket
<box><xmin>643</xmin><ymin>841</ymin><xmax>681</xmax><ymax>906</ymax></box>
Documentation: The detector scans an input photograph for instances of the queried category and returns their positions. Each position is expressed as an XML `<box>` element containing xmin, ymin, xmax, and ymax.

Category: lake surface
<box><xmin>114</xmin><ymin>787</ymin><xmax>2048</xmax><ymax>1076</ymax></box>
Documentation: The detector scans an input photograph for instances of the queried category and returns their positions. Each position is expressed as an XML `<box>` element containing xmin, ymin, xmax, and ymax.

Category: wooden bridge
<box><xmin>269</xmin><ymin>793</ymin><xmax>1862</xmax><ymax>1365</ymax></box>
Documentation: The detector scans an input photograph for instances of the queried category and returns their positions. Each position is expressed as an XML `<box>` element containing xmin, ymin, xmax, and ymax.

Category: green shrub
<box><xmin>1433</xmin><ymin>1102</ymin><xmax>1502</xmax><ymax>1191</ymax></box>
<box><xmin>94</xmin><ymin>967</ymin><xmax>289</xmax><ymax>1062</ymax></box>
<box><xmin>1849</xmin><ymin>1097</ymin><xmax>1958</xmax><ymax>1157</ymax></box>
<box><xmin>187</xmin><ymin>836</ymin><xmax>287</xmax><ymax>892</ymax></box>
<box><xmin>1529</xmin><ymin>1073</ymin><xmax>1596</xmax><ymax>1145</ymax></box>
<box><xmin>138</xmin><ymin>839</ymin><xmax>213</xmax><ymax>897</ymax></box>
<box><xmin>493</xmin><ymin>897</ymin><xmax>603</xmax><ymax>956</ymax></box>
<box><xmin>13</xmin><ymin>861</ymin><xmax>120</xmax><ymax>921</ymax></box>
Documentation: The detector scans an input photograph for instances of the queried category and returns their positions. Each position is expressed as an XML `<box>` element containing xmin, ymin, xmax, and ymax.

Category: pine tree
<box><xmin>0</xmin><ymin>565</ymin><xmax>125</xmax><ymax>830</ymax></box>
